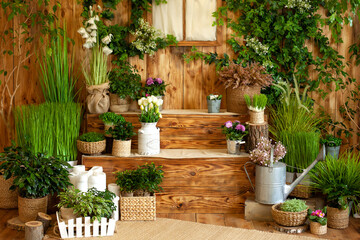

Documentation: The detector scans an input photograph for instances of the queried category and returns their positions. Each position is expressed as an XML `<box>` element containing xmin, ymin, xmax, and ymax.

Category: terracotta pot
<box><xmin>0</xmin><ymin>176</ymin><xmax>18</xmax><ymax>209</ymax></box>
<box><xmin>112</xmin><ymin>139</ymin><xmax>131</xmax><ymax>157</ymax></box>
<box><xmin>226</xmin><ymin>86</ymin><xmax>261</xmax><ymax>113</ymax></box>
<box><xmin>18</xmin><ymin>195</ymin><xmax>48</xmax><ymax>223</ymax></box>
<box><xmin>327</xmin><ymin>206</ymin><xmax>349</xmax><ymax>229</ymax></box>
<box><xmin>310</xmin><ymin>222</ymin><xmax>327</xmax><ymax>235</ymax></box>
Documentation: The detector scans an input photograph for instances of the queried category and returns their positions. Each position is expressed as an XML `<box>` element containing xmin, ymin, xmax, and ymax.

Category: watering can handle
<box><xmin>244</xmin><ymin>161</ymin><xmax>255</xmax><ymax>191</ymax></box>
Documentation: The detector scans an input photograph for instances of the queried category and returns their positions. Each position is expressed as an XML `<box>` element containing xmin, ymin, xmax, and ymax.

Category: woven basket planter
<box><xmin>271</xmin><ymin>203</ymin><xmax>308</xmax><ymax>227</ymax></box>
<box><xmin>0</xmin><ymin>176</ymin><xmax>18</xmax><ymax>209</ymax></box>
<box><xmin>112</xmin><ymin>139</ymin><xmax>131</xmax><ymax>157</ymax></box>
<box><xmin>289</xmin><ymin>184</ymin><xmax>312</xmax><ymax>199</ymax></box>
<box><xmin>327</xmin><ymin>206</ymin><xmax>349</xmax><ymax>229</ymax></box>
<box><xmin>77</xmin><ymin>139</ymin><xmax>106</xmax><ymax>155</ymax></box>
<box><xmin>310</xmin><ymin>222</ymin><xmax>327</xmax><ymax>235</ymax></box>
<box><xmin>18</xmin><ymin>195</ymin><xmax>48</xmax><ymax>223</ymax></box>
<box><xmin>120</xmin><ymin>194</ymin><xmax>156</xmax><ymax>221</ymax></box>
<box><xmin>226</xmin><ymin>86</ymin><xmax>261</xmax><ymax>113</ymax></box>
<box><xmin>249</xmin><ymin>110</ymin><xmax>265</xmax><ymax>124</ymax></box>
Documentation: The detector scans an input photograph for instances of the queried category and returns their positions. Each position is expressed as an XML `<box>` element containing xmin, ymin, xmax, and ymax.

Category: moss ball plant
<box><xmin>281</xmin><ymin>199</ymin><xmax>308</xmax><ymax>212</ymax></box>
<box><xmin>79</xmin><ymin>132</ymin><xmax>105</xmax><ymax>142</ymax></box>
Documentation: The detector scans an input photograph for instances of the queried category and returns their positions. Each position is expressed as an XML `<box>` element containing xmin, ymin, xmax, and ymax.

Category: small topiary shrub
<box><xmin>280</xmin><ymin>198</ymin><xmax>308</xmax><ymax>212</ymax></box>
<box><xmin>79</xmin><ymin>132</ymin><xmax>105</xmax><ymax>142</ymax></box>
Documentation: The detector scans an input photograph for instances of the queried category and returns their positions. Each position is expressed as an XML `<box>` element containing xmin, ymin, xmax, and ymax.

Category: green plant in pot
<box><xmin>0</xmin><ymin>145</ymin><xmax>71</xmax><ymax>223</ymax></box>
<box><xmin>58</xmin><ymin>187</ymin><xmax>116</xmax><ymax>222</ymax></box>
<box><xmin>107</xmin><ymin>120</ymin><xmax>136</xmax><ymax>157</ymax></box>
<box><xmin>310</xmin><ymin>152</ymin><xmax>360</xmax><ymax>229</ymax></box>
<box><xmin>114</xmin><ymin>169</ymin><xmax>139</xmax><ymax>197</ymax></box>
<box><xmin>221</xmin><ymin>120</ymin><xmax>248</xmax><ymax>155</ymax></box>
<box><xmin>271</xmin><ymin>198</ymin><xmax>308</xmax><ymax>227</ymax></box>
<box><xmin>206</xmin><ymin>94</ymin><xmax>223</xmax><ymax>113</ymax></box>
<box><xmin>99</xmin><ymin>112</ymin><xmax>125</xmax><ymax>137</ymax></box>
<box><xmin>77</xmin><ymin>132</ymin><xmax>106</xmax><ymax>155</ymax></box>
<box><xmin>320</xmin><ymin>134</ymin><xmax>342</xmax><ymax>159</ymax></box>
<box><xmin>244</xmin><ymin>94</ymin><xmax>267</xmax><ymax>124</ymax></box>
<box><xmin>308</xmin><ymin>208</ymin><xmax>328</xmax><ymax>235</ymax></box>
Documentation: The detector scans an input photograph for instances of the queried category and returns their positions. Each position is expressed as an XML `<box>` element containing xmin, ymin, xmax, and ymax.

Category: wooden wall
<box><xmin>1</xmin><ymin>1</ymin><xmax>359</xmax><ymax>149</ymax></box>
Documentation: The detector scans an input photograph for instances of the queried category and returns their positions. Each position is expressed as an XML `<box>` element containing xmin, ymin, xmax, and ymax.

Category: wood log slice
<box><xmin>247</xmin><ymin>122</ymin><xmax>269</xmax><ymax>152</ymax></box>
<box><xmin>25</xmin><ymin>221</ymin><xmax>44</xmax><ymax>240</ymax></box>
<box><xmin>36</xmin><ymin>212</ymin><xmax>52</xmax><ymax>233</ymax></box>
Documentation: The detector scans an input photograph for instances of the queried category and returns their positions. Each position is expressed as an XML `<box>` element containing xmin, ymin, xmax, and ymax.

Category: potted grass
<box><xmin>244</xmin><ymin>94</ymin><xmax>267</xmax><ymax>124</ymax></box>
<box><xmin>308</xmin><ymin>207</ymin><xmax>327</xmax><ymax>235</ymax></box>
<box><xmin>218</xmin><ymin>62</ymin><xmax>272</xmax><ymax>113</ymax></box>
<box><xmin>310</xmin><ymin>152</ymin><xmax>360</xmax><ymax>229</ymax></box>
<box><xmin>143</xmin><ymin>77</ymin><xmax>168</xmax><ymax>111</ymax></box>
<box><xmin>99</xmin><ymin>112</ymin><xmax>125</xmax><ymax>137</ymax></box>
<box><xmin>320</xmin><ymin>134</ymin><xmax>342</xmax><ymax>159</ymax></box>
<box><xmin>0</xmin><ymin>145</ymin><xmax>71</xmax><ymax>222</ymax></box>
<box><xmin>77</xmin><ymin>132</ymin><xmax>106</xmax><ymax>155</ymax></box>
<box><xmin>221</xmin><ymin>120</ymin><xmax>248</xmax><ymax>154</ymax></box>
<box><xmin>271</xmin><ymin>198</ymin><xmax>308</xmax><ymax>227</ymax></box>
<box><xmin>206</xmin><ymin>94</ymin><xmax>222</xmax><ymax>113</ymax></box>
<box><xmin>107</xmin><ymin>120</ymin><xmax>136</xmax><ymax>157</ymax></box>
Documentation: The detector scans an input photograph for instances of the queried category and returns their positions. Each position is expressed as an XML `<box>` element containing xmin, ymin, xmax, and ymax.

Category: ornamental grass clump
<box><xmin>244</xmin><ymin>94</ymin><xmax>267</xmax><ymax>111</ymax></box>
<box><xmin>138</xmin><ymin>95</ymin><xmax>163</xmax><ymax>122</ymax></box>
<box><xmin>250</xmin><ymin>137</ymin><xmax>286</xmax><ymax>166</ymax></box>
<box><xmin>221</xmin><ymin>120</ymin><xmax>248</xmax><ymax>141</ymax></box>
<box><xmin>280</xmin><ymin>199</ymin><xmax>308</xmax><ymax>212</ymax></box>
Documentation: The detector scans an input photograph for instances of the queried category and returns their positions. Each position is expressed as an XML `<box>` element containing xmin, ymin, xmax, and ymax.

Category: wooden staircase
<box><xmin>82</xmin><ymin>110</ymin><xmax>255</xmax><ymax>214</ymax></box>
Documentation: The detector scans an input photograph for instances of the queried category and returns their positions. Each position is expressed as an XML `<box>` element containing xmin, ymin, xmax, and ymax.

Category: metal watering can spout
<box><xmin>283</xmin><ymin>145</ymin><xmax>326</xmax><ymax>199</ymax></box>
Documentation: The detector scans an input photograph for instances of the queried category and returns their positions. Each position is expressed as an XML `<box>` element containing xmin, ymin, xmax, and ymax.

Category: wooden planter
<box><xmin>120</xmin><ymin>194</ymin><xmax>156</xmax><ymax>221</ymax></box>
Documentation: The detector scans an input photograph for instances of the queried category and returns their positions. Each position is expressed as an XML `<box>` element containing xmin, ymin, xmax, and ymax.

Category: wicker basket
<box><xmin>289</xmin><ymin>184</ymin><xmax>312</xmax><ymax>199</ymax></box>
<box><xmin>249</xmin><ymin>110</ymin><xmax>265</xmax><ymax>124</ymax></box>
<box><xmin>0</xmin><ymin>176</ymin><xmax>18</xmax><ymax>209</ymax></box>
<box><xmin>120</xmin><ymin>194</ymin><xmax>156</xmax><ymax>221</ymax></box>
<box><xmin>271</xmin><ymin>203</ymin><xmax>308</xmax><ymax>226</ymax></box>
<box><xmin>310</xmin><ymin>222</ymin><xmax>327</xmax><ymax>235</ymax></box>
<box><xmin>226</xmin><ymin>86</ymin><xmax>261</xmax><ymax>113</ymax></box>
<box><xmin>77</xmin><ymin>139</ymin><xmax>106</xmax><ymax>155</ymax></box>
<box><xmin>327</xmin><ymin>206</ymin><xmax>349</xmax><ymax>229</ymax></box>
<box><xmin>112</xmin><ymin>139</ymin><xmax>131</xmax><ymax>157</ymax></box>
<box><xmin>18</xmin><ymin>195</ymin><xmax>48</xmax><ymax>222</ymax></box>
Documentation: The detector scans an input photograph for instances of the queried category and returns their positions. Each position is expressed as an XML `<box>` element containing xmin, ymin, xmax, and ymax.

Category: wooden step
<box><xmin>82</xmin><ymin>149</ymin><xmax>255</xmax><ymax>214</ymax></box>
<box><xmin>85</xmin><ymin>109</ymin><xmax>248</xmax><ymax>149</ymax></box>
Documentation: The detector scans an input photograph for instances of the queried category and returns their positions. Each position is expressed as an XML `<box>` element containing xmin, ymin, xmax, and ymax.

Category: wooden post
<box><xmin>25</xmin><ymin>221</ymin><xmax>44</xmax><ymax>240</ymax></box>
<box><xmin>248</xmin><ymin>122</ymin><xmax>269</xmax><ymax>152</ymax></box>
<box><xmin>36</xmin><ymin>212</ymin><xmax>52</xmax><ymax>234</ymax></box>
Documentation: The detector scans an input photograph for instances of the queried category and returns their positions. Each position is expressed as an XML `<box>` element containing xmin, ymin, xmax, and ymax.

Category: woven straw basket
<box><xmin>327</xmin><ymin>206</ymin><xmax>349</xmax><ymax>229</ymax></box>
<box><xmin>289</xmin><ymin>184</ymin><xmax>312</xmax><ymax>199</ymax></box>
<box><xmin>226</xmin><ymin>86</ymin><xmax>261</xmax><ymax>113</ymax></box>
<box><xmin>120</xmin><ymin>194</ymin><xmax>156</xmax><ymax>221</ymax></box>
<box><xmin>0</xmin><ymin>176</ymin><xmax>18</xmax><ymax>209</ymax></box>
<box><xmin>310</xmin><ymin>222</ymin><xmax>327</xmax><ymax>235</ymax></box>
<box><xmin>112</xmin><ymin>140</ymin><xmax>131</xmax><ymax>157</ymax></box>
<box><xmin>18</xmin><ymin>195</ymin><xmax>48</xmax><ymax>223</ymax></box>
<box><xmin>77</xmin><ymin>139</ymin><xmax>106</xmax><ymax>155</ymax></box>
<box><xmin>271</xmin><ymin>203</ymin><xmax>308</xmax><ymax>226</ymax></box>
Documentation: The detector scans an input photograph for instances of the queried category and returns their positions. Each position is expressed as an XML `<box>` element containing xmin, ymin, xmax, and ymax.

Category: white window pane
<box><xmin>186</xmin><ymin>0</ymin><xmax>217</xmax><ymax>41</ymax></box>
<box><xmin>152</xmin><ymin>0</ymin><xmax>184</xmax><ymax>41</ymax></box>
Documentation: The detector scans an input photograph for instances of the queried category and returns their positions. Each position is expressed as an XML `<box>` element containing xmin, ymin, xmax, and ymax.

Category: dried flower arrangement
<box><xmin>218</xmin><ymin>62</ymin><xmax>273</xmax><ymax>90</ymax></box>
<box><xmin>250</xmin><ymin>137</ymin><xmax>286</xmax><ymax>166</ymax></box>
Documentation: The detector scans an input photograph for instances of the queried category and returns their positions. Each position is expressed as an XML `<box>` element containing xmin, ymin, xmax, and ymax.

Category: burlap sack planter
<box><xmin>18</xmin><ymin>195</ymin><xmax>48</xmax><ymax>223</ymax></box>
<box><xmin>86</xmin><ymin>82</ymin><xmax>110</xmax><ymax>114</ymax></box>
<box><xmin>249</xmin><ymin>110</ymin><xmax>265</xmax><ymax>124</ymax></box>
<box><xmin>226</xmin><ymin>86</ymin><xmax>261</xmax><ymax>113</ymax></box>
<box><xmin>120</xmin><ymin>194</ymin><xmax>156</xmax><ymax>221</ymax></box>
<box><xmin>271</xmin><ymin>203</ymin><xmax>308</xmax><ymax>227</ymax></box>
<box><xmin>77</xmin><ymin>139</ymin><xmax>106</xmax><ymax>155</ymax></box>
<box><xmin>327</xmin><ymin>206</ymin><xmax>349</xmax><ymax>229</ymax></box>
<box><xmin>310</xmin><ymin>222</ymin><xmax>327</xmax><ymax>235</ymax></box>
<box><xmin>112</xmin><ymin>139</ymin><xmax>131</xmax><ymax>157</ymax></box>
<box><xmin>0</xmin><ymin>176</ymin><xmax>18</xmax><ymax>209</ymax></box>
<box><xmin>110</xmin><ymin>94</ymin><xmax>130</xmax><ymax>113</ymax></box>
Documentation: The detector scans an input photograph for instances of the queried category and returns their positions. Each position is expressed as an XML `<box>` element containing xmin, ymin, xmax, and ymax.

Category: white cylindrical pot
<box><xmin>138</xmin><ymin>122</ymin><xmax>160</xmax><ymax>155</ymax></box>
<box><xmin>108</xmin><ymin>183</ymin><xmax>120</xmax><ymax>197</ymax></box>
<box><xmin>88</xmin><ymin>172</ymin><xmax>106</xmax><ymax>192</ymax></box>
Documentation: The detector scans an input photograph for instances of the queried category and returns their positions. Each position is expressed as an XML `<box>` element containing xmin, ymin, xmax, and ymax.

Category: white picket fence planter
<box><xmin>56</xmin><ymin>212</ymin><xmax>116</xmax><ymax>238</ymax></box>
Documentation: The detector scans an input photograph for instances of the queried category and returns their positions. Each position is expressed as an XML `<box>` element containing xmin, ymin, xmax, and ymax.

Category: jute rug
<box><xmin>66</xmin><ymin>218</ymin><xmax>321</xmax><ymax>240</ymax></box>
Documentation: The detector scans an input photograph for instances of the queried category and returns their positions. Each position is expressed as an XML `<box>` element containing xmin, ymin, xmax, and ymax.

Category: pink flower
<box><xmin>145</xmin><ymin>93</ymin><xmax>150</xmax><ymax>97</ymax></box>
<box><xmin>235</xmin><ymin>124</ymin><xmax>245</xmax><ymax>131</ymax></box>
<box><xmin>146</xmin><ymin>78</ymin><xmax>154</xmax><ymax>85</ymax></box>
<box><xmin>319</xmin><ymin>213</ymin><xmax>325</xmax><ymax>218</ymax></box>
<box><xmin>156</xmin><ymin>78</ymin><xmax>163</xmax><ymax>84</ymax></box>
<box><xmin>224</xmin><ymin>121</ymin><xmax>233</xmax><ymax>128</ymax></box>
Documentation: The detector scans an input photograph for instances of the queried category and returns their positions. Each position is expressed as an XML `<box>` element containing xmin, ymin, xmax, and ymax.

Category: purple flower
<box><xmin>224</xmin><ymin>121</ymin><xmax>233</xmax><ymax>128</ymax></box>
<box><xmin>236</xmin><ymin>124</ymin><xmax>245</xmax><ymax>131</ymax></box>
<box><xmin>146</xmin><ymin>78</ymin><xmax>154</xmax><ymax>85</ymax></box>
<box><xmin>155</xmin><ymin>78</ymin><xmax>163</xmax><ymax>84</ymax></box>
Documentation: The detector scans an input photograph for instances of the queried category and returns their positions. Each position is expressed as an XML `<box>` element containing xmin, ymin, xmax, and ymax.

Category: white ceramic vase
<box><xmin>138</xmin><ymin>122</ymin><xmax>160</xmax><ymax>155</ymax></box>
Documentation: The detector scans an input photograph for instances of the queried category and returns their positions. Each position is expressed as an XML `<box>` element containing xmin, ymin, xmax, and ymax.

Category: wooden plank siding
<box><xmin>0</xmin><ymin>2</ymin><xmax>359</xmax><ymax>150</ymax></box>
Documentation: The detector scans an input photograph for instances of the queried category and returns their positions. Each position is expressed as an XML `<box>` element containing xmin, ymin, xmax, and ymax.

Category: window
<box><xmin>152</xmin><ymin>0</ymin><xmax>222</xmax><ymax>46</ymax></box>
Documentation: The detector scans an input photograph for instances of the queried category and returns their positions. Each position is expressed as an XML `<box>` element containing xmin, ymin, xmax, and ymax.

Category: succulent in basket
<box><xmin>250</xmin><ymin>137</ymin><xmax>286</xmax><ymax>166</ymax></box>
<box><xmin>77</xmin><ymin>132</ymin><xmax>106</xmax><ymax>155</ymax></box>
<box><xmin>107</xmin><ymin>121</ymin><xmax>136</xmax><ymax>157</ymax></box>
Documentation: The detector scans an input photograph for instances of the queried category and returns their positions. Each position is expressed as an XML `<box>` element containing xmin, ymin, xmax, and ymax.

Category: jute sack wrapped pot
<box><xmin>249</xmin><ymin>110</ymin><xmax>265</xmax><ymax>124</ymax></box>
<box><xmin>77</xmin><ymin>139</ymin><xmax>106</xmax><ymax>155</ymax></box>
<box><xmin>327</xmin><ymin>206</ymin><xmax>349</xmax><ymax>229</ymax></box>
<box><xmin>112</xmin><ymin>140</ymin><xmax>131</xmax><ymax>157</ymax></box>
<box><xmin>0</xmin><ymin>176</ymin><xmax>18</xmax><ymax>209</ymax></box>
<box><xmin>110</xmin><ymin>94</ymin><xmax>130</xmax><ymax>113</ymax></box>
<box><xmin>86</xmin><ymin>82</ymin><xmax>110</xmax><ymax>114</ymax></box>
<box><xmin>18</xmin><ymin>195</ymin><xmax>48</xmax><ymax>223</ymax></box>
<box><xmin>271</xmin><ymin>203</ymin><xmax>308</xmax><ymax>227</ymax></box>
<box><xmin>226</xmin><ymin>86</ymin><xmax>261</xmax><ymax>113</ymax></box>
<box><xmin>310</xmin><ymin>222</ymin><xmax>327</xmax><ymax>235</ymax></box>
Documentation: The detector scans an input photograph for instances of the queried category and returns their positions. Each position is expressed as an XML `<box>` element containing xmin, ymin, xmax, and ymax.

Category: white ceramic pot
<box><xmin>138</xmin><ymin>122</ymin><xmax>160</xmax><ymax>155</ymax></box>
<box><xmin>226</xmin><ymin>140</ymin><xmax>245</xmax><ymax>155</ymax></box>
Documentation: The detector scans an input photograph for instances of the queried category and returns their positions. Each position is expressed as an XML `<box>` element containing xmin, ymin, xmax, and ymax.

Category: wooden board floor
<box><xmin>0</xmin><ymin>209</ymin><xmax>359</xmax><ymax>239</ymax></box>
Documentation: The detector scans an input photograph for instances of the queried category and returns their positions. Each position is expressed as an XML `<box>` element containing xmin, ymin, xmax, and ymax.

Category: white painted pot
<box><xmin>138</xmin><ymin>122</ymin><xmax>160</xmax><ymax>155</ymax></box>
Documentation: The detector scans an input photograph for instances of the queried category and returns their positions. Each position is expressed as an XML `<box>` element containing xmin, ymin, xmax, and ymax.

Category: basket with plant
<box><xmin>271</xmin><ymin>198</ymin><xmax>308</xmax><ymax>227</ymax></box>
<box><xmin>99</xmin><ymin>112</ymin><xmax>125</xmax><ymax>137</ymax></box>
<box><xmin>221</xmin><ymin>120</ymin><xmax>248</xmax><ymax>154</ymax></box>
<box><xmin>206</xmin><ymin>94</ymin><xmax>223</xmax><ymax>113</ymax></box>
<box><xmin>320</xmin><ymin>134</ymin><xmax>342</xmax><ymax>159</ymax></box>
<box><xmin>218</xmin><ymin>62</ymin><xmax>272</xmax><ymax>113</ymax></box>
<box><xmin>77</xmin><ymin>132</ymin><xmax>106</xmax><ymax>155</ymax></box>
<box><xmin>107</xmin><ymin>120</ymin><xmax>136</xmax><ymax>157</ymax></box>
<box><xmin>244</xmin><ymin>94</ymin><xmax>267</xmax><ymax>124</ymax></box>
<box><xmin>308</xmin><ymin>208</ymin><xmax>327</xmax><ymax>235</ymax></box>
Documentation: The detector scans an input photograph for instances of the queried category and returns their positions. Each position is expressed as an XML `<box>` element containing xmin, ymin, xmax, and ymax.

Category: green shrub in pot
<box><xmin>109</xmin><ymin>65</ymin><xmax>142</xmax><ymax>101</ymax></box>
<box><xmin>107</xmin><ymin>121</ymin><xmax>135</xmax><ymax>141</ymax></box>
<box><xmin>320</xmin><ymin>134</ymin><xmax>342</xmax><ymax>159</ymax></box>
<box><xmin>99</xmin><ymin>112</ymin><xmax>125</xmax><ymax>125</ymax></box>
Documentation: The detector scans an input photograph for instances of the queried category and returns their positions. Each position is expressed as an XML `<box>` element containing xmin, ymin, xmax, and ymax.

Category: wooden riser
<box><xmin>82</xmin><ymin>153</ymin><xmax>255</xmax><ymax>214</ymax></box>
<box><xmin>85</xmin><ymin>110</ymin><xmax>248</xmax><ymax>149</ymax></box>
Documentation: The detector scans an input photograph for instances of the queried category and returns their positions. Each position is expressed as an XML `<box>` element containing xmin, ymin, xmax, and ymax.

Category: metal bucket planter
<box><xmin>226</xmin><ymin>140</ymin><xmax>245</xmax><ymax>155</ymax></box>
<box><xmin>207</xmin><ymin>99</ymin><xmax>221</xmax><ymax>113</ymax></box>
<box><xmin>325</xmin><ymin>145</ymin><xmax>340</xmax><ymax>159</ymax></box>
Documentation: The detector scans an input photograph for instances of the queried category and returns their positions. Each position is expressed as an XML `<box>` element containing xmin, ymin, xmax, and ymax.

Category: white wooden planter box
<box><xmin>56</xmin><ymin>212</ymin><xmax>116</xmax><ymax>238</ymax></box>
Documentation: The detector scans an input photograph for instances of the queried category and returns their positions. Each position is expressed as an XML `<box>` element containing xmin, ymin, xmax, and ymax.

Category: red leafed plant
<box><xmin>218</xmin><ymin>62</ymin><xmax>273</xmax><ymax>90</ymax></box>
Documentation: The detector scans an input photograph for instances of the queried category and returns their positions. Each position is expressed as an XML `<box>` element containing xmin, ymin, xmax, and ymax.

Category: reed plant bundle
<box><xmin>14</xmin><ymin>102</ymin><xmax>81</xmax><ymax>161</ymax></box>
<box><xmin>83</xmin><ymin>45</ymin><xmax>109</xmax><ymax>86</ymax></box>
<box><xmin>39</xmin><ymin>24</ymin><xmax>77</xmax><ymax>103</ymax></box>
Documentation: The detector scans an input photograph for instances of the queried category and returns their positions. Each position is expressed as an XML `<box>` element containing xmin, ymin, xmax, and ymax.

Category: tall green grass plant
<box><xmin>83</xmin><ymin>46</ymin><xmax>109</xmax><ymax>86</ymax></box>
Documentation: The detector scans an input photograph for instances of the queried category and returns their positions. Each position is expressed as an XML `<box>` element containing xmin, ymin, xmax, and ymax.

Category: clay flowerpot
<box><xmin>60</xmin><ymin>207</ymin><xmax>78</xmax><ymax>222</ymax></box>
<box><xmin>112</xmin><ymin>139</ymin><xmax>131</xmax><ymax>157</ymax></box>
<box><xmin>18</xmin><ymin>195</ymin><xmax>48</xmax><ymax>223</ymax></box>
<box><xmin>77</xmin><ymin>139</ymin><xmax>106</xmax><ymax>155</ymax></box>
<box><xmin>310</xmin><ymin>222</ymin><xmax>327</xmax><ymax>235</ymax></box>
<box><xmin>110</xmin><ymin>94</ymin><xmax>130</xmax><ymax>113</ymax></box>
<box><xmin>327</xmin><ymin>206</ymin><xmax>349</xmax><ymax>229</ymax></box>
<box><xmin>0</xmin><ymin>176</ymin><xmax>18</xmax><ymax>209</ymax></box>
<box><xmin>207</xmin><ymin>99</ymin><xmax>221</xmax><ymax>113</ymax></box>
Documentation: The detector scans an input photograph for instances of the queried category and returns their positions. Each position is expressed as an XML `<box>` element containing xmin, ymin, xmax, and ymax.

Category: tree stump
<box><xmin>36</xmin><ymin>212</ymin><xmax>52</xmax><ymax>233</ymax></box>
<box><xmin>248</xmin><ymin>122</ymin><xmax>269</xmax><ymax>152</ymax></box>
<box><xmin>25</xmin><ymin>221</ymin><xmax>44</xmax><ymax>240</ymax></box>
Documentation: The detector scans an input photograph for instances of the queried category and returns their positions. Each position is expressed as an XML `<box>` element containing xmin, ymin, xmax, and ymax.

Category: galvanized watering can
<box><xmin>244</xmin><ymin>146</ymin><xmax>326</xmax><ymax>205</ymax></box>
